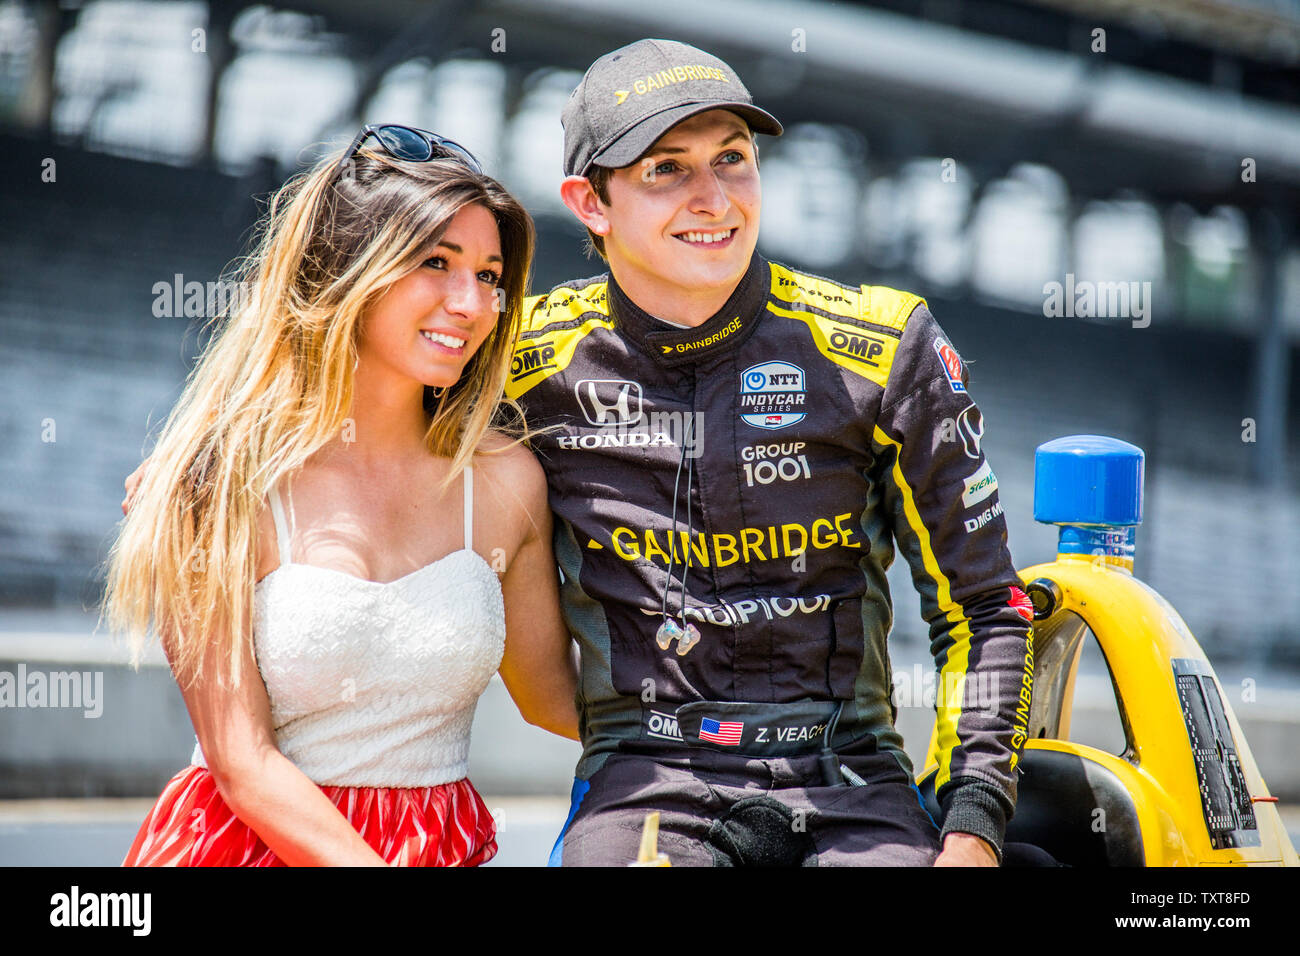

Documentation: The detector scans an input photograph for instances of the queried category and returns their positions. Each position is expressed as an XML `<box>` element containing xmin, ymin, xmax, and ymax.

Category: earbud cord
<box><xmin>661</xmin><ymin>418</ymin><xmax>691</xmax><ymax>623</ymax></box>
<box><xmin>677</xmin><ymin>414</ymin><xmax>696</xmax><ymax>626</ymax></box>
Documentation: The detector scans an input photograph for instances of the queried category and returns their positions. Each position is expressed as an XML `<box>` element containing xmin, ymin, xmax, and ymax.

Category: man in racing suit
<box><xmin>513</xmin><ymin>39</ymin><xmax>1035</xmax><ymax>866</ymax></box>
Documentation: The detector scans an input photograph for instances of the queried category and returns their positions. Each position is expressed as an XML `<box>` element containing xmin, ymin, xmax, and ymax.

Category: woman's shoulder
<box><xmin>472</xmin><ymin>431</ymin><xmax>548</xmax><ymax>517</ymax></box>
<box><xmin>474</xmin><ymin>431</ymin><xmax>544</xmax><ymax>484</ymax></box>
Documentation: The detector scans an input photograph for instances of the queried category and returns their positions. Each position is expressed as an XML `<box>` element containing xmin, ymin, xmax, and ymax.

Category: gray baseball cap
<box><xmin>562</xmin><ymin>38</ymin><xmax>783</xmax><ymax>178</ymax></box>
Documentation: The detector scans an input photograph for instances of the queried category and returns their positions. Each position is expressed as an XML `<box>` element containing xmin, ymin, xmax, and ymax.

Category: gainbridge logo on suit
<box><xmin>598</xmin><ymin>513</ymin><xmax>864</xmax><ymax>567</ymax></box>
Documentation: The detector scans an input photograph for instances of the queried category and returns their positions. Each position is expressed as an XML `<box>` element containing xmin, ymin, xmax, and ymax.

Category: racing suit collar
<box><xmin>608</xmin><ymin>252</ymin><xmax>769</xmax><ymax>367</ymax></box>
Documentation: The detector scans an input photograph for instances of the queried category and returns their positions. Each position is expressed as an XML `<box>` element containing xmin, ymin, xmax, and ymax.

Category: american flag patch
<box><xmin>699</xmin><ymin>717</ymin><xmax>743</xmax><ymax>746</ymax></box>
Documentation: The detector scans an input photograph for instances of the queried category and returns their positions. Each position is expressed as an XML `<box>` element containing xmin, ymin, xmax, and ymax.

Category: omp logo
<box><xmin>510</xmin><ymin>342</ymin><xmax>556</xmax><ymax>381</ymax></box>
<box><xmin>740</xmin><ymin>361</ymin><xmax>806</xmax><ymax>430</ymax></box>
<box><xmin>574</xmin><ymin>379</ymin><xmax>643</xmax><ymax>426</ymax></box>
<box><xmin>826</xmin><ymin>328</ymin><xmax>886</xmax><ymax>366</ymax></box>
<box><xmin>645</xmin><ymin>708</ymin><xmax>683</xmax><ymax>741</ymax></box>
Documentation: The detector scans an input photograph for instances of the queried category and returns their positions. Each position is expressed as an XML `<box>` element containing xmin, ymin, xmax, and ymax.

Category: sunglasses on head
<box><xmin>336</xmin><ymin>124</ymin><xmax>483</xmax><ymax>176</ymax></box>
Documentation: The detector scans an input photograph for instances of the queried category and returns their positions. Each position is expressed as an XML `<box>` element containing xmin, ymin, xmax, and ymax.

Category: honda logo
<box><xmin>575</xmin><ymin>379</ymin><xmax>643</xmax><ymax>426</ymax></box>
<box><xmin>958</xmin><ymin>404</ymin><xmax>984</xmax><ymax>460</ymax></box>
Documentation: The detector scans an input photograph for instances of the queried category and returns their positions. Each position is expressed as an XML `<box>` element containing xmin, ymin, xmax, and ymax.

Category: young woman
<box><xmin>103</xmin><ymin>126</ymin><xmax>578</xmax><ymax>866</ymax></box>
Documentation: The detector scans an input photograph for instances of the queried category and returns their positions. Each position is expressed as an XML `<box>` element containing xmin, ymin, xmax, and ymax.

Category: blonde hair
<box><xmin>100</xmin><ymin>145</ymin><xmax>535</xmax><ymax>689</ymax></box>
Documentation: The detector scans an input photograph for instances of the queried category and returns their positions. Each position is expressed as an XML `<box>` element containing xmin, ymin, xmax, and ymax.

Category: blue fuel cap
<box><xmin>1034</xmin><ymin>435</ymin><xmax>1144</xmax><ymax>527</ymax></box>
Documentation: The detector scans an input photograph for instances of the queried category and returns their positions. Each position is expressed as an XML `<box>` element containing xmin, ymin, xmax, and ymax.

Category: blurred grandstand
<box><xmin>1</xmin><ymin>0</ymin><xmax>1297</xmax><ymax>676</ymax></box>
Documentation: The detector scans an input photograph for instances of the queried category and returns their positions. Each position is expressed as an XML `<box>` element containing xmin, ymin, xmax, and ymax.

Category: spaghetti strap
<box><xmin>463</xmin><ymin>466</ymin><xmax>473</xmax><ymax>553</ymax></box>
<box><xmin>268</xmin><ymin>483</ymin><xmax>293</xmax><ymax>566</ymax></box>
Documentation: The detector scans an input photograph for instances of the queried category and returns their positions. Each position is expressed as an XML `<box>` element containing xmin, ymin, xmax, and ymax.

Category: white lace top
<box><xmin>190</xmin><ymin>467</ymin><xmax>506</xmax><ymax>787</ymax></box>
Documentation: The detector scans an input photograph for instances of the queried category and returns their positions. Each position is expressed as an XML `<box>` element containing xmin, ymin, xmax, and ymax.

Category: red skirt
<box><xmin>121</xmin><ymin>765</ymin><xmax>497</xmax><ymax>867</ymax></box>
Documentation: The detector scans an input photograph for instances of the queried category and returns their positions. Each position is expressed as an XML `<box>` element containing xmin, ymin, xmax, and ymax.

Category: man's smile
<box><xmin>673</xmin><ymin>227</ymin><xmax>739</xmax><ymax>248</ymax></box>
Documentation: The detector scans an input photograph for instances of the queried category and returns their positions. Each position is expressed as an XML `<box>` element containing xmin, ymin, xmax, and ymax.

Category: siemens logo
<box><xmin>961</xmin><ymin>460</ymin><xmax>999</xmax><ymax>508</ymax></box>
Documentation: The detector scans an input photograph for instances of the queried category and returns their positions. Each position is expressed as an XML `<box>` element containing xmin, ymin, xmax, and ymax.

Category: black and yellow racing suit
<box><xmin>507</xmin><ymin>251</ymin><xmax>1034</xmax><ymax>864</ymax></box>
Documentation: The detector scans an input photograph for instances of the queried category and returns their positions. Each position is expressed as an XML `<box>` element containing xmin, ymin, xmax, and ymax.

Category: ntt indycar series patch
<box><xmin>506</xmin><ymin>253</ymin><xmax>1033</xmax><ymax>818</ymax></box>
<box><xmin>740</xmin><ymin>361</ymin><xmax>806</xmax><ymax>429</ymax></box>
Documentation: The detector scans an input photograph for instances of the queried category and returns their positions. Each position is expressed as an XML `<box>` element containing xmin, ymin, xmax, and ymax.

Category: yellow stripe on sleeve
<box><xmin>872</xmin><ymin>424</ymin><xmax>975</xmax><ymax>793</ymax></box>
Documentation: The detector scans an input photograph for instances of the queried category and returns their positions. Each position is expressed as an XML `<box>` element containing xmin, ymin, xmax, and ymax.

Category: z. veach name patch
<box><xmin>740</xmin><ymin>361</ymin><xmax>806</xmax><ymax>430</ymax></box>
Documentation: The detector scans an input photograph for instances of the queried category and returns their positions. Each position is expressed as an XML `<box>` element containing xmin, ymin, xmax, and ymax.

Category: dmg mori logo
<box><xmin>511</xmin><ymin>342</ymin><xmax>556</xmax><ymax>381</ymax></box>
<box><xmin>575</xmin><ymin>379</ymin><xmax>644</xmax><ymax>426</ymax></box>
